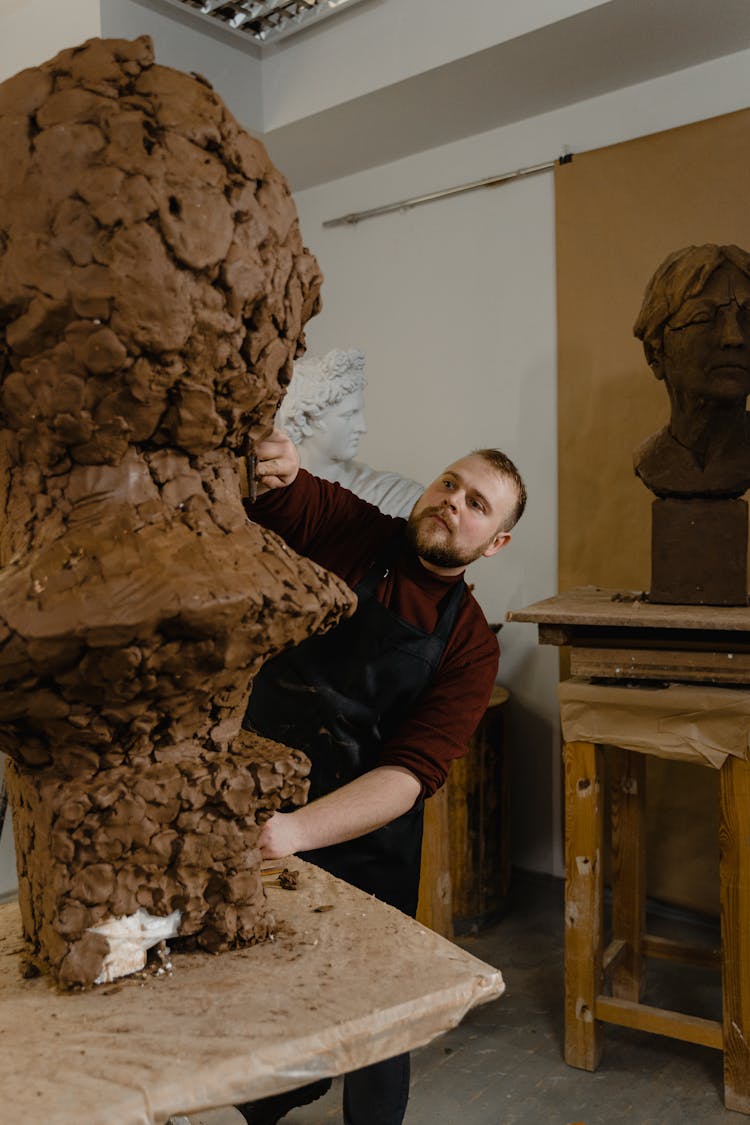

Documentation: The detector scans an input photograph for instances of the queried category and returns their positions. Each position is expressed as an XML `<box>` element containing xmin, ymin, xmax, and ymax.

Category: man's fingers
<box><xmin>255</xmin><ymin>474</ymin><xmax>283</xmax><ymax>494</ymax></box>
<box><xmin>254</xmin><ymin>428</ymin><xmax>290</xmax><ymax>460</ymax></box>
<box><xmin>248</xmin><ymin>428</ymin><xmax>299</xmax><ymax>494</ymax></box>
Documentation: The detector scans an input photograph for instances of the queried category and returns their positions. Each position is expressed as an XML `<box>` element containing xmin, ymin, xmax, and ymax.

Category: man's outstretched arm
<box><xmin>258</xmin><ymin>766</ymin><xmax>421</xmax><ymax>859</ymax></box>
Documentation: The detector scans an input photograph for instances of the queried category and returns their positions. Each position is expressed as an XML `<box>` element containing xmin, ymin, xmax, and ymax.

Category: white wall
<box><xmin>0</xmin><ymin>0</ymin><xmax>100</xmax><ymax>81</ymax></box>
<box><xmin>289</xmin><ymin>46</ymin><xmax>750</xmax><ymax>876</ymax></box>
<box><xmin>261</xmin><ymin>0</ymin><xmax>608</xmax><ymax>131</ymax></box>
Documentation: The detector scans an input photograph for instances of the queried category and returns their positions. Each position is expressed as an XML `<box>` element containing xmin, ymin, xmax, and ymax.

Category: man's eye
<box><xmin>670</xmin><ymin>308</ymin><xmax>712</xmax><ymax>329</ymax></box>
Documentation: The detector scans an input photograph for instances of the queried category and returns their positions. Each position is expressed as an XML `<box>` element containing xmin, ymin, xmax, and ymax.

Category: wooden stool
<box><xmin>560</xmin><ymin>677</ymin><xmax>750</xmax><ymax>1114</ymax></box>
<box><xmin>417</xmin><ymin>685</ymin><xmax>510</xmax><ymax>937</ymax></box>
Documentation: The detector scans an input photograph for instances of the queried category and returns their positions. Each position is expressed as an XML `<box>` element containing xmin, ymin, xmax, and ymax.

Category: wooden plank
<box><xmin>563</xmin><ymin>740</ymin><xmax>603</xmax><ymax>1070</ymax></box>
<box><xmin>610</xmin><ymin>748</ymin><xmax>646</xmax><ymax>1002</ymax></box>
<box><xmin>602</xmin><ymin>938</ymin><xmax>627</xmax><ymax>977</ymax></box>
<box><xmin>720</xmin><ymin>755</ymin><xmax>750</xmax><ymax>1113</ymax></box>
<box><xmin>508</xmin><ymin>586</ymin><xmax>750</xmax><ymax>633</ymax></box>
<box><xmin>417</xmin><ymin>784</ymin><xmax>453</xmax><ymax>938</ymax></box>
<box><xmin>572</xmin><ymin>629</ymin><xmax>750</xmax><ymax>654</ymax></box>
<box><xmin>595</xmin><ymin>996</ymin><xmax>723</xmax><ymax>1050</ymax></box>
<box><xmin>571</xmin><ymin>646</ymin><xmax>750</xmax><ymax>684</ymax></box>
<box><xmin>641</xmin><ymin>933</ymin><xmax>721</xmax><ymax>970</ymax></box>
<box><xmin>538</xmin><ymin>624</ymin><xmax>574</xmax><ymax>646</ymax></box>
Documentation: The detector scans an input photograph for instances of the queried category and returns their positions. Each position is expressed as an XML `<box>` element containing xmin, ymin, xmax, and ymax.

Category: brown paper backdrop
<box><xmin>555</xmin><ymin>107</ymin><xmax>750</xmax><ymax>915</ymax></box>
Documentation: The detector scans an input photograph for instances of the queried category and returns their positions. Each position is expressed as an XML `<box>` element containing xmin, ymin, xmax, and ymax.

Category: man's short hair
<box><xmin>472</xmin><ymin>448</ymin><xmax>527</xmax><ymax>531</ymax></box>
<box><xmin>634</xmin><ymin>244</ymin><xmax>750</xmax><ymax>369</ymax></box>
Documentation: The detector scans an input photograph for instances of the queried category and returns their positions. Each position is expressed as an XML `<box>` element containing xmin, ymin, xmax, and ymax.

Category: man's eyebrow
<box><xmin>673</xmin><ymin>296</ymin><xmax>728</xmax><ymax>314</ymax></box>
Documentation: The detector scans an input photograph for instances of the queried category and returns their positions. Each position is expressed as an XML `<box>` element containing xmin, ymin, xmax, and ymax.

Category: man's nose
<box><xmin>718</xmin><ymin>302</ymin><xmax>745</xmax><ymax>346</ymax></box>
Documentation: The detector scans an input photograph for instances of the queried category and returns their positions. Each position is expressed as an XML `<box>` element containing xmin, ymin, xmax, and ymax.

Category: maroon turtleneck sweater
<box><xmin>245</xmin><ymin>470</ymin><xmax>499</xmax><ymax>797</ymax></box>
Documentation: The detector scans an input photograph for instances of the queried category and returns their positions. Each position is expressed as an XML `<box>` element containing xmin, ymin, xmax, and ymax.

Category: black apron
<box><xmin>243</xmin><ymin>533</ymin><xmax>465</xmax><ymax>916</ymax></box>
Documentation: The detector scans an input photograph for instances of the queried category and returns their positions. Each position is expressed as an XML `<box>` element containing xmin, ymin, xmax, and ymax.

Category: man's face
<box><xmin>406</xmin><ymin>454</ymin><xmax>516</xmax><ymax>574</ymax></box>
<box><xmin>308</xmin><ymin>389</ymin><xmax>367</xmax><ymax>463</ymax></box>
<box><xmin>658</xmin><ymin>262</ymin><xmax>750</xmax><ymax>403</ymax></box>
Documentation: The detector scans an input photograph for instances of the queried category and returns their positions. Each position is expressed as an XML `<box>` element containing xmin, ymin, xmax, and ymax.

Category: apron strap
<box><xmin>356</xmin><ymin>529</ymin><xmax>467</xmax><ymax>642</ymax></box>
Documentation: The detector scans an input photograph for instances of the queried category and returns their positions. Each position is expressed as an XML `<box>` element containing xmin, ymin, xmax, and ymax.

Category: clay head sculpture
<box><xmin>279</xmin><ymin>348</ymin><xmax>423</xmax><ymax>518</ymax></box>
<box><xmin>0</xmin><ymin>37</ymin><xmax>355</xmax><ymax>987</ymax></box>
<box><xmin>633</xmin><ymin>243</ymin><xmax>750</xmax><ymax>498</ymax></box>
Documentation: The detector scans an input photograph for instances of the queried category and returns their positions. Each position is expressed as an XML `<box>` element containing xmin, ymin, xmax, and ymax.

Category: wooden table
<box><xmin>509</xmin><ymin>587</ymin><xmax>750</xmax><ymax>1114</ymax></box>
<box><xmin>509</xmin><ymin>584</ymin><xmax>750</xmax><ymax>684</ymax></box>
<box><xmin>0</xmin><ymin>858</ymin><xmax>504</xmax><ymax>1125</ymax></box>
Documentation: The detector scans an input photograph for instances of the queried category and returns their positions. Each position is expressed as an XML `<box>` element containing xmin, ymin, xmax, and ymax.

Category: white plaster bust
<box><xmin>278</xmin><ymin>348</ymin><xmax>424</xmax><ymax>519</ymax></box>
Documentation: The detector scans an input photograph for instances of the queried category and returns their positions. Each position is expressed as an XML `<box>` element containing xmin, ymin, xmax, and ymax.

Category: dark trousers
<box><xmin>344</xmin><ymin>1053</ymin><xmax>411</xmax><ymax>1125</ymax></box>
<box><xmin>237</xmin><ymin>1052</ymin><xmax>410</xmax><ymax>1125</ymax></box>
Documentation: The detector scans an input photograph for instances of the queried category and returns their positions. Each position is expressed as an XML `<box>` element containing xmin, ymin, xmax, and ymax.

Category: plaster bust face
<box><xmin>306</xmin><ymin>388</ymin><xmax>367</xmax><ymax>463</ymax></box>
<box><xmin>657</xmin><ymin>263</ymin><xmax>750</xmax><ymax>403</ymax></box>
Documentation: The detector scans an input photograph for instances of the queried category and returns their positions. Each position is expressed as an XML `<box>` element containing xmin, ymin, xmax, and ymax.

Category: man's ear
<box><xmin>483</xmin><ymin>532</ymin><xmax>511</xmax><ymax>559</ymax></box>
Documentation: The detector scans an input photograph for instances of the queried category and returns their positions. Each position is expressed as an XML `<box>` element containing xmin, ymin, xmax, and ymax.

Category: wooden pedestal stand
<box><xmin>509</xmin><ymin>587</ymin><xmax>750</xmax><ymax>1115</ymax></box>
<box><xmin>417</xmin><ymin>686</ymin><xmax>511</xmax><ymax>938</ymax></box>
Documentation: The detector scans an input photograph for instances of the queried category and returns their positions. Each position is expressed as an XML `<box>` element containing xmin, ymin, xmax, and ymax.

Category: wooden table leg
<box><xmin>610</xmin><ymin>748</ymin><xmax>646</xmax><ymax>1002</ymax></box>
<box><xmin>720</xmin><ymin>754</ymin><xmax>750</xmax><ymax>1114</ymax></box>
<box><xmin>564</xmin><ymin>739</ymin><xmax>604</xmax><ymax>1070</ymax></box>
<box><xmin>417</xmin><ymin>784</ymin><xmax>453</xmax><ymax>938</ymax></box>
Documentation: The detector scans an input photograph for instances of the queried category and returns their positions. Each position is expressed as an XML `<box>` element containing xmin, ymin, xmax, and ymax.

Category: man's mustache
<box><xmin>417</xmin><ymin>506</ymin><xmax>457</xmax><ymax>532</ymax></box>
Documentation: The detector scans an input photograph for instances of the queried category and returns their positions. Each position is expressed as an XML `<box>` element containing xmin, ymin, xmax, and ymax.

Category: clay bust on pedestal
<box><xmin>0</xmin><ymin>37</ymin><xmax>354</xmax><ymax>987</ymax></box>
<box><xmin>633</xmin><ymin>244</ymin><xmax>750</xmax><ymax>604</ymax></box>
<box><xmin>279</xmin><ymin>348</ymin><xmax>424</xmax><ymax>518</ymax></box>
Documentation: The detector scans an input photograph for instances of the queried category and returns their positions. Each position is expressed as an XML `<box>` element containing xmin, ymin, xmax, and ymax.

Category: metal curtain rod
<box><xmin>322</xmin><ymin>151</ymin><xmax>573</xmax><ymax>228</ymax></box>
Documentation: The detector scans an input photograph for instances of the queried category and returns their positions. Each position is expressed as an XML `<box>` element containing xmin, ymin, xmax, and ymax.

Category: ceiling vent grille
<box><xmin>158</xmin><ymin>0</ymin><xmax>367</xmax><ymax>46</ymax></box>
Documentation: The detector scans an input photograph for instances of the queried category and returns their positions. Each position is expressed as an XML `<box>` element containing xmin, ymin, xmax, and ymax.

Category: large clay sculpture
<box><xmin>633</xmin><ymin>244</ymin><xmax>750</xmax><ymax>603</ymax></box>
<box><xmin>0</xmin><ymin>36</ymin><xmax>355</xmax><ymax>987</ymax></box>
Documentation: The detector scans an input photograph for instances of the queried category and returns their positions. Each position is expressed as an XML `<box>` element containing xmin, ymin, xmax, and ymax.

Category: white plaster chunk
<box><xmin>90</xmin><ymin>908</ymin><xmax>182</xmax><ymax>984</ymax></box>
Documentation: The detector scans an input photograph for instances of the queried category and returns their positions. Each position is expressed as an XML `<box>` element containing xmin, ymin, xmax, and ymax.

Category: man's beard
<box><xmin>405</xmin><ymin>509</ymin><xmax>488</xmax><ymax>569</ymax></box>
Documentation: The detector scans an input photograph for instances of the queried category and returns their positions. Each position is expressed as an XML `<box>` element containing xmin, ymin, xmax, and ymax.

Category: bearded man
<box><xmin>239</xmin><ymin>428</ymin><xmax>526</xmax><ymax>1125</ymax></box>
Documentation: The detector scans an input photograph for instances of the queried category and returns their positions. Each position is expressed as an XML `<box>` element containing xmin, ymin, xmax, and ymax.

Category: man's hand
<box><xmin>257</xmin><ymin>766</ymin><xmax>422</xmax><ymax>859</ymax></box>
<box><xmin>258</xmin><ymin>810</ymin><xmax>305</xmax><ymax>859</ymax></box>
<box><xmin>251</xmin><ymin>429</ymin><xmax>300</xmax><ymax>496</ymax></box>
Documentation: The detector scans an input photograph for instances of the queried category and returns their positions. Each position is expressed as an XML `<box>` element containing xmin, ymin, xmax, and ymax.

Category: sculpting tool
<box><xmin>247</xmin><ymin>450</ymin><xmax>258</xmax><ymax>503</ymax></box>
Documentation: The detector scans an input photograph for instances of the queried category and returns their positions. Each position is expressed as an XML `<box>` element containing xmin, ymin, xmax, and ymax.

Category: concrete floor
<box><xmin>182</xmin><ymin>872</ymin><xmax>734</xmax><ymax>1125</ymax></box>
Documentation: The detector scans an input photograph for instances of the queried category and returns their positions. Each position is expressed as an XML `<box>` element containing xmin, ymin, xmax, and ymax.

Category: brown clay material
<box><xmin>649</xmin><ymin>498</ymin><xmax>748</xmax><ymax>606</ymax></box>
<box><xmin>0</xmin><ymin>37</ymin><xmax>356</xmax><ymax>987</ymax></box>
<box><xmin>633</xmin><ymin>245</ymin><xmax>750</xmax><ymax>605</ymax></box>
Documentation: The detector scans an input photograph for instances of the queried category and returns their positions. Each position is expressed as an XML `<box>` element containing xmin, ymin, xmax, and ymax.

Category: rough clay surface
<box><xmin>0</xmin><ymin>37</ymin><xmax>356</xmax><ymax>987</ymax></box>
